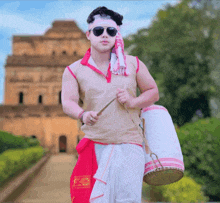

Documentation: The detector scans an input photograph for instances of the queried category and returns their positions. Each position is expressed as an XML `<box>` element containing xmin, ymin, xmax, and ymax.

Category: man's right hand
<box><xmin>83</xmin><ymin>111</ymin><xmax>101</xmax><ymax>126</ymax></box>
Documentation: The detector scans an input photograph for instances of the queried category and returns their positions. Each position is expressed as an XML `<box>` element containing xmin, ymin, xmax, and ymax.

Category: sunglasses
<box><xmin>89</xmin><ymin>26</ymin><xmax>118</xmax><ymax>37</ymax></box>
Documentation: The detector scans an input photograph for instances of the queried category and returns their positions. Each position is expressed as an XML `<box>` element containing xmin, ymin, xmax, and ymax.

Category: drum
<box><xmin>140</xmin><ymin>105</ymin><xmax>184</xmax><ymax>186</ymax></box>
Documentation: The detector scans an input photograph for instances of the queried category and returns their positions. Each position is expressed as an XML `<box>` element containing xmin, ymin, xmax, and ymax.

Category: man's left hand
<box><xmin>116</xmin><ymin>88</ymin><xmax>135</xmax><ymax>108</ymax></box>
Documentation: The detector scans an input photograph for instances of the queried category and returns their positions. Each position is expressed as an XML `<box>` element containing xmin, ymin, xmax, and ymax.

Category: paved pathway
<box><xmin>15</xmin><ymin>154</ymin><xmax>77</xmax><ymax>203</ymax></box>
<box><xmin>15</xmin><ymin>154</ymin><xmax>148</xmax><ymax>203</ymax></box>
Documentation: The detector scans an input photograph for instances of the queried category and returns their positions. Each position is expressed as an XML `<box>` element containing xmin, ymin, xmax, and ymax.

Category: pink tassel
<box><xmin>112</xmin><ymin>32</ymin><xmax>129</xmax><ymax>76</ymax></box>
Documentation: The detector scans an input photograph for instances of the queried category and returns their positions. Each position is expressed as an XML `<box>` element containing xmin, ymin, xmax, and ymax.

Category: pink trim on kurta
<box><xmin>93</xmin><ymin>141</ymin><xmax>142</xmax><ymax>148</ymax></box>
<box><xmin>80</xmin><ymin>48</ymin><xmax>91</xmax><ymax>65</ymax></box>
<box><xmin>136</xmin><ymin>56</ymin><xmax>140</xmax><ymax>73</ymax></box>
<box><xmin>142</xmin><ymin>105</ymin><xmax>168</xmax><ymax>113</ymax></box>
<box><xmin>67</xmin><ymin>66</ymin><xmax>77</xmax><ymax>79</ymax></box>
<box><xmin>86</xmin><ymin>63</ymin><xmax>105</xmax><ymax>76</ymax></box>
<box><xmin>90</xmin><ymin>194</ymin><xmax>104</xmax><ymax>202</ymax></box>
<box><xmin>94</xmin><ymin>178</ymin><xmax>107</xmax><ymax>185</ymax></box>
<box><xmin>100</xmin><ymin>145</ymin><xmax>115</xmax><ymax>180</ymax></box>
<box><xmin>106</xmin><ymin>65</ymin><xmax>112</xmax><ymax>83</ymax></box>
<box><xmin>80</xmin><ymin>48</ymin><xmax>112</xmax><ymax>83</ymax></box>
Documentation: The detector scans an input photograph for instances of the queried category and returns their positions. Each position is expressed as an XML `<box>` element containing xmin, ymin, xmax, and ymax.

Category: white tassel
<box><xmin>118</xmin><ymin>46</ymin><xmax>125</xmax><ymax>68</ymax></box>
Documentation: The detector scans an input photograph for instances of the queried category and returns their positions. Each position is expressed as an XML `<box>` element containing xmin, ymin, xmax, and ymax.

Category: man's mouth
<box><xmin>101</xmin><ymin>41</ymin><xmax>109</xmax><ymax>44</ymax></box>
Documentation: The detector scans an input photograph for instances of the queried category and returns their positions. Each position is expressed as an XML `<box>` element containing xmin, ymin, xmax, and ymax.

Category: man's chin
<box><xmin>98</xmin><ymin>47</ymin><xmax>112</xmax><ymax>53</ymax></box>
<box><xmin>91</xmin><ymin>44</ymin><xmax>114</xmax><ymax>53</ymax></box>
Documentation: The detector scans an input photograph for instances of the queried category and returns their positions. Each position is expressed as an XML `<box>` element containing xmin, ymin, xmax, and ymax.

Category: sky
<box><xmin>0</xmin><ymin>0</ymin><xmax>181</xmax><ymax>105</ymax></box>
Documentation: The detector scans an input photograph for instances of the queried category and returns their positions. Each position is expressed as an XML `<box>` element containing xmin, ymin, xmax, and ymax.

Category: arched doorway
<box><xmin>59</xmin><ymin>135</ymin><xmax>67</xmax><ymax>153</ymax></box>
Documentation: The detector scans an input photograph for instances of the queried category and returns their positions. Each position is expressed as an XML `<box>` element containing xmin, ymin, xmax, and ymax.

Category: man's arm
<box><xmin>61</xmin><ymin>66</ymin><xmax>84</xmax><ymax>120</ymax></box>
<box><xmin>132</xmin><ymin>59</ymin><xmax>159</xmax><ymax>109</ymax></box>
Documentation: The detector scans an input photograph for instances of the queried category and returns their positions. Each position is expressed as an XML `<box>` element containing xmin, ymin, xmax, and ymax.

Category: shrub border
<box><xmin>0</xmin><ymin>153</ymin><xmax>51</xmax><ymax>203</ymax></box>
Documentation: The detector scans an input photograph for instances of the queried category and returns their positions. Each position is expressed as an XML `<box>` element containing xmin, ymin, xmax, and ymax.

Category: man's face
<box><xmin>86</xmin><ymin>22</ymin><xmax>117</xmax><ymax>53</ymax></box>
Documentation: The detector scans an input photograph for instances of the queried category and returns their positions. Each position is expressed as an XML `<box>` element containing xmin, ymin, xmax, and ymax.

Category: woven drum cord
<box><xmin>123</xmin><ymin>88</ymin><xmax>165</xmax><ymax>170</ymax></box>
<box><xmin>123</xmin><ymin>104</ymin><xmax>165</xmax><ymax>170</ymax></box>
<box><xmin>122</xmin><ymin>88</ymin><xmax>152</xmax><ymax>154</ymax></box>
<box><xmin>122</xmin><ymin>90</ymin><xmax>184</xmax><ymax>185</ymax></box>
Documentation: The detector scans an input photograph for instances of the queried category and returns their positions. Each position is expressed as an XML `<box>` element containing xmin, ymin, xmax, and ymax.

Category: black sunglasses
<box><xmin>89</xmin><ymin>26</ymin><xmax>118</xmax><ymax>37</ymax></box>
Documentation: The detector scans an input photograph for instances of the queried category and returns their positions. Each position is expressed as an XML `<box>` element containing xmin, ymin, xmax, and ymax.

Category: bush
<box><xmin>146</xmin><ymin>174</ymin><xmax>209</xmax><ymax>202</ymax></box>
<box><xmin>0</xmin><ymin>131</ymin><xmax>40</xmax><ymax>154</ymax></box>
<box><xmin>0</xmin><ymin>131</ymin><xmax>28</xmax><ymax>153</ymax></box>
<box><xmin>0</xmin><ymin>146</ymin><xmax>45</xmax><ymax>186</ymax></box>
<box><xmin>142</xmin><ymin>182</ymin><xmax>151</xmax><ymax>201</ymax></box>
<box><xmin>0</xmin><ymin>156</ymin><xmax>10</xmax><ymax>182</ymax></box>
<box><xmin>177</xmin><ymin>117</ymin><xmax>220</xmax><ymax>201</ymax></box>
<box><xmin>162</xmin><ymin>175</ymin><xmax>209</xmax><ymax>202</ymax></box>
<box><xmin>25</xmin><ymin>137</ymin><xmax>40</xmax><ymax>147</ymax></box>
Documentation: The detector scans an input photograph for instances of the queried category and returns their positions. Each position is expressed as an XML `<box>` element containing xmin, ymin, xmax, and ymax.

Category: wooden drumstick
<box><xmin>97</xmin><ymin>97</ymin><xmax>116</xmax><ymax>116</ymax></box>
<box><xmin>143</xmin><ymin>118</ymin><xmax>146</xmax><ymax>134</ymax></box>
<box><xmin>142</xmin><ymin>118</ymin><xmax>151</xmax><ymax>154</ymax></box>
<box><xmin>97</xmin><ymin>87</ymin><xmax>133</xmax><ymax>117</ymax></box>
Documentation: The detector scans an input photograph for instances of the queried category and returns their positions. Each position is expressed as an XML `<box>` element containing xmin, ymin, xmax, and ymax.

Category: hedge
<box><xmin>0</xmin><ymin>130</ymin><xmax>40</xmax><ymax>154</ymax></box>
<box><xmin>142</xmin><ymin>117</ymin><xmax>220</xmax><ymax>201</ymax></box>
<box><xmin>0</xmin><ymin>146</ymin><xmax>46</xmax><ymax>186</ymax></box>
<box><xmin>142</xmin><ymin>173</ymin><xmax>209</xmax><ymax>202</ymax></box>
<box><xmin>177</xmin><ymin>117</ymin><xmax>220</xmax><ymax>200</ymax></box>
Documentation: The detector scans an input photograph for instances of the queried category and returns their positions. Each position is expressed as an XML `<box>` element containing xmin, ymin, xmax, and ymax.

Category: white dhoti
<box><xmin>90</xmin><ymin>143</ymin><xmax>145</xmax><ymax>203</ymax></box>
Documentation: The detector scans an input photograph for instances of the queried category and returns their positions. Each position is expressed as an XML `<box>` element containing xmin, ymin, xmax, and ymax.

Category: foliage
<box><xmin>177</xmin><ymin>117</ymin><xmax>220</xmax><ymax>201</ymax></box>
<box><xmin>125</xmin><ymin>0</ymin><xmax>219</xmax><ymax>126</ymax></box>
<box><xmin>142</xmin><ymin>117</ymin><xmax>220</xmax><ymax>201</ymax></box>
<box><xmin>0</xmin><ymin>130</ymin><xmax>40</xmax><ymax>154</ymax></box>
<box><xmin>0</xmin><ymin>146</ymin><xmax>45</xmax><ymax>186</ymax></box>
<box><xmin>149</xmin><ymin>174</ymin><xmax>209</xmax><ymax>202</ymax></box>
<box><xmin>142</xmin><ymin>182</ymin><xmax>150</xmax><ymax>201</ymax></box>
<box><xmin>18</xmin><ymin>135</ymin><xmax>40</xmax><ymax>147</ymax></box>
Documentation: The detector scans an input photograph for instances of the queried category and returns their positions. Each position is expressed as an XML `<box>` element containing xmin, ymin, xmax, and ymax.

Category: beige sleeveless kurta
<box><xmin>66</xmin><ymin>48</ymin><xmax>144</xmax><ymax>146</ymax></box>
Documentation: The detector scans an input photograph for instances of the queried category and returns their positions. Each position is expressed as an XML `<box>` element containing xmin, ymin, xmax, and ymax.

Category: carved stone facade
<box><xmin>0</xmin><ymin>20</ymin><xmax>89</xmax><ymax>154</ymax></box>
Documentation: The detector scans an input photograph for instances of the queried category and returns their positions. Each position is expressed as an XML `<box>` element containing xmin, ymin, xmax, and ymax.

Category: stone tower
<box><xmin>0</xmin><ymin>20</ymin><xmax>90</xmax><ymax>154</ymax></box>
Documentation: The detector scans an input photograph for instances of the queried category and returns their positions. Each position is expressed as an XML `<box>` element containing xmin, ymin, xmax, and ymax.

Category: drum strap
<box><xmin>123</xmin><ymin>103</ymin><xmax>152</xmax><ymax>155</ymax></box>
<box><xmin>123</xmin><ymin>105</ymin><xmax>167</xmax><ymax>172</ymax></box>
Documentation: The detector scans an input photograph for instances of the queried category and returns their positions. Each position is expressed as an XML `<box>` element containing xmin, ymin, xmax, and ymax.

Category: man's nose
<box><xmin>102</xmin><ymin>29</ymin><xmax>108</xmax><ymax>37</ymax></box>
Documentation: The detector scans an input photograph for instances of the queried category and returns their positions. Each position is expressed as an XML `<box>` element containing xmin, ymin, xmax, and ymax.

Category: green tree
<box><xmin>125</xmin><ymin>0</ymin><xmax>219</xmax><ymax>126</ymax></box>
<box><xmin>189</xmin><ymin>0</ymin><xmax>220</xmax><ymax>118</ymax></box>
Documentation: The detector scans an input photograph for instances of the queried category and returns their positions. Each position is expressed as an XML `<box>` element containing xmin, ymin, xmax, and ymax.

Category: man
<box><xmin>62</xmin><ymin>6</ymin><xmax>159</xmax><ymax>203</ymax></box>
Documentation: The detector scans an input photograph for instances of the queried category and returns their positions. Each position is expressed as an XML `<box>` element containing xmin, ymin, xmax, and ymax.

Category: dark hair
<box><xmin>87</xmin><ymin>6</ymin><xmax>123</xmax><ymax>26</ymax></box>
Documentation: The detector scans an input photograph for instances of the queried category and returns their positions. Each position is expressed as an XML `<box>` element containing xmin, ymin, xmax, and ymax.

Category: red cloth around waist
<box><xmin>70</xmin><ymin>138</ymin><xmax>98</xmax><ymax>203</ymax></box>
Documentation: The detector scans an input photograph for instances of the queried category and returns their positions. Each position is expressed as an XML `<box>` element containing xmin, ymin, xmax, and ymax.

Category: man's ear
<box><xmin>86</xmin><ymin>31</ymin><xmax>90</xmax><ymax>40</ymax></box>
